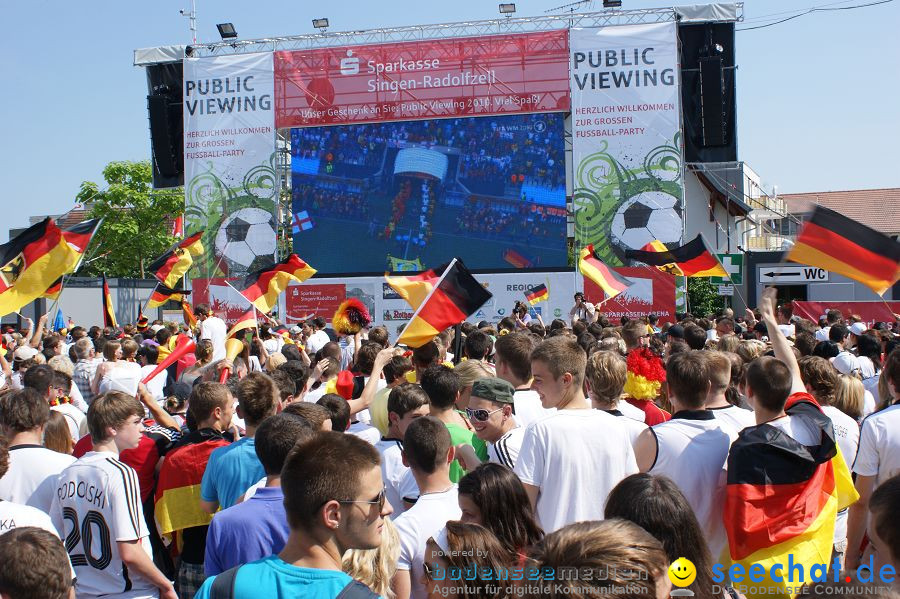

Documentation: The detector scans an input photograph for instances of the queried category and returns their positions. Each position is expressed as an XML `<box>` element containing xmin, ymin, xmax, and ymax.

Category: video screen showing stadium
<box><xmin>290</xmin><ymin>113</ymin><xmax>567</xmax><ymax>274</ymax></box>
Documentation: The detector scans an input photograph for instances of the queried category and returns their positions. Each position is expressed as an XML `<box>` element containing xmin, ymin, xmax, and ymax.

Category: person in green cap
<box><xmin>455</xmin><ymin>377</ymin><xmax>524</xmax><ymax>470</ymax></box>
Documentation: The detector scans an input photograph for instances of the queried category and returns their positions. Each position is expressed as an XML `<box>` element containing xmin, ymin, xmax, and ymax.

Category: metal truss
<box><xmin>187</xmin><ymin>5</ymin><xmax>741</xmax><ymax>57</ymax></box>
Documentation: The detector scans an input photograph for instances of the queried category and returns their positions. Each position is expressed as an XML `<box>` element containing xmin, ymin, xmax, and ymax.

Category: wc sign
<box><xmin>757</xmin><ymin>265</ymin><xmax>830</xmax><ymax>284</ymax></box>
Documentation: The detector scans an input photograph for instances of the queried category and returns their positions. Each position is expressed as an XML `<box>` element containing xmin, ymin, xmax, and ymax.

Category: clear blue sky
<box><xmin>2</xmin><ymin>0</ymin><xmax>898</xmax><ymax>241</ymax></box>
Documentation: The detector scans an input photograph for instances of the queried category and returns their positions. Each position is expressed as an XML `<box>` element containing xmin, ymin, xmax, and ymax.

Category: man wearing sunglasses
<box><xmin>456</xmin><ymin>377</ymin><xmax>523</xmax><ymax>470</ymax></box>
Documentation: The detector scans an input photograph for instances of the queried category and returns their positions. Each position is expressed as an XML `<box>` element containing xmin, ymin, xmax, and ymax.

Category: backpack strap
<box><xmin>335</xmin><ymin>579</ymin><xmax>380</xmax><ymax>599</ymax></box>
<box><xmin>209</xmin><ymin>565</ymin><xmax>241</xmax><ymax>599</ymax></box>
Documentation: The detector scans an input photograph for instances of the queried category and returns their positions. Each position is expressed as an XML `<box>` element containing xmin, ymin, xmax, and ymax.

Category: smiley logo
<box><xmin>668</xmin><ymin>557</ymin><xmax>696</xmax><ymax>587</ymax></box>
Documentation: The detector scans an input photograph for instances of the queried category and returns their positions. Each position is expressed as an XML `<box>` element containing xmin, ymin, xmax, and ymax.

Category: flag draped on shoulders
<box><xmin>236</xmin><ymin>254</ymin><xmax>316</xmax><ymax>314</ymax></box>
<box><xmin>787</xmin><ymin>205</ymin><xmax>900</xmax><ymax>295</ymax></box>
<box><xmin>0</xmin><ymin>218</ymin><xmax>80</xmax><ymax>316</ymax></box>
<box><xmin>724</xmin><ymin>392</ymin><xmax>858</xmax><ymax>599</ymax></box>
<box><xmin>155</xmin><ymin>431</ymin><xmax>229</xmax><ymax>545</ymax></box>
<box><xmin>397</xmin><ymin>259</ymin><xmax>492</xmax><ymax>348</ymax></box>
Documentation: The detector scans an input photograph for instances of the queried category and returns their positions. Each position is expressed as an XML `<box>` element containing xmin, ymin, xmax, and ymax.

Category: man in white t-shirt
<box><xmin>0</xmin><ymin>388</ymin><xmax>75</xmax><ymax>512</ymax></box>
<box><xmin>704</xmin><ymin>351</ymin><xmax>755</xmax><ymax>432</ymax></box>
<box><xmin>634</xmin><ymin>351</ymin><xmax>737</xmax><ymax>560</ymax></box>
<box><xmin>585</xmin><ymin>351</ymin><xmax>647</xmax><ymax>446</ymax></box>
<box><xmin>50</xmin><ymin>392</ymin><xmax>176</xmax><ymax>599</ymax></box>
<box><xmin>0</xmin><ymin>438</ymin><xmax>60</xmax><ymax>539</ymax></box>
<box><xmin>390</xmin><ymin>416</ymin><xmax>461</xmax><ymax>599</ymax></box>
<box><xmin>305</xmin><ymin>317</ymin><xmax>331</xmax><ymax>356</ymax></box>
<box><xmin>514</xmin><ymin>337</ymin><xmax>637</xmax><ymax>533</ymax></box>
<box><xmin>377</xmin><ymin>383</ymin><xmax>430</xmax><ymax>517</ymax></box>
<box><xmin>493</xmin><ymin>332</ymin><xmax>552</xmax><ymax>428</ymax></box>
<box><xmin>847</xmin><ymin>349</ymin><xmax>900</xmax><ymax>571</ymax></box>
<box><xmin>456</xmin><ymin>377</ymin><xmax>525</xmax><ymax>470</ymax></box>
<box><xmin>196</xmin><ymin>304</ymin><xmax>227</xmax><ymax>362</ymax></box>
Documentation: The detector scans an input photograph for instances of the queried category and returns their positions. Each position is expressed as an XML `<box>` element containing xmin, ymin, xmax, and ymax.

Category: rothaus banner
<box><xmin>273</xmin><ymin>31</ymin><xmax>570</xmax><ymax>127</ymax></box>
<box><xmin>183</xmin><ymin>52</ymin><xmax>277</xmax><ymax>280</ymax></box>
<box><xmin>570</xmin><ymin>23</ymin><xmax>683</xmax><ymax>267</ymax></box>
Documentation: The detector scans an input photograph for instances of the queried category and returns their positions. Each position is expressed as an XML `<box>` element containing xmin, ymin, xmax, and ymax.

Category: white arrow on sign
<box><xmin>758</xmin><ymin>266</ymin><xmax>829</xmax><ymax>283</ymax></box>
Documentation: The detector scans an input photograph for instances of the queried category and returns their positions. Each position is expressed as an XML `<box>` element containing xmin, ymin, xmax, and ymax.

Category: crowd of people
<box><xmin>0</xmin><ymin>290</ymin><xmax>899</xmax><ymax>599</ymax></box>
<box><xmin>456</xmin><ymin>197</ymin><xmax>567</xmax><ymax>242</ymax></box>
<box><xmin>293</xmin><ymin>181</ymin><xmax>370</xmax><ymax>222</ymax></box>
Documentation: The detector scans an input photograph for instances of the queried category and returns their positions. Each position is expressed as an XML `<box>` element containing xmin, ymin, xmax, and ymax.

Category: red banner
<box><xmin>583</xmin><ymin>267</ymin><xmax>676</xmax><ymax>323</ymax></box>
<box><xmin>285</xmin><ymin>284</ymin><xmax>346</xmax><ymax>323</ymax></box>
<box><xmin>791</xmin><ymin>301</ymin><xmax>900</xmax><ymax>328</ymax></box>
<box><xmin>274</xmin><ymin>30</ymin><xmax>570</xmax><ymax>127</ymax></box>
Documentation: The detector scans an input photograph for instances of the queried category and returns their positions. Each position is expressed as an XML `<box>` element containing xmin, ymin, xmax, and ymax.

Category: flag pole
<box><xmin>393</xmin><ymin>258</ymin><xmax>457</xmax><ymax>348</ymax></box>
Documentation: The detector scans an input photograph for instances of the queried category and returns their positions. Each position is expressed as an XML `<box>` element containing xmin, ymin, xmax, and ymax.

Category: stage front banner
<box><xmin>183</xmin><ymin>52</ymin><xmax>277</xmax><ymax>281</ymax></box>
<box><xmin>570</xmin><ymin>23</ymin><xmax>684</xmax><ymax>267</ymax></box>
<box><xmin>273</xmin><ymin>30</ymin><xmax>570</xmax><ymax>127</ymax></box>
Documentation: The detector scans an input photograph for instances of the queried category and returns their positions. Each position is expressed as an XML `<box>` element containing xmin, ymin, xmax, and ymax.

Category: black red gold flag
<box><xmin>102</xmin><ymin>274</ymin><xmax>117</xmax><ymax>328</ymax></box>
<box><xmin>0</xmin><ymin>218</ymin><xmax>79</xmax><ymax>316</ymax></box>
<box><xmin>385</xmin><ymin>263</ymin><xmax>447</xmax><ymax>310</ymax></box>
<box><xmin>147</xmin><ymin>284</ymin><xmax>188</xmax><ymax>308</ymax></box>
<box><xmin>227</xmin><ymin>308</ymin><xmax>258</xmax><ymax>338</ymax></box>
<box><xmin>579</xmin><ymin>245</ymin><xmax>634</xmax><ymax>299</ymax></box>
<box><xmin>787</xmin><ymin>205</ymin><xmax>900</xmax><ymax>295</ymax></box>
<box><xmin>625</xmin><ymin>235</ymin><xmax>727</xmax><ymax>277</ymax></box>
<box><xmin>236</xmin><ymin>254</ymin><xmax>316</xmax><ymax>313</ymax></box>
<box><xmin>524</xmin><ymin>283</ymin><xmax>549</xmax><ymax>305</ymax></box>
<box><xmin>397</xmin><ymin>259</ymin><xmax>492</xmax><ymax>348</ymax></box>
<box><xmin>148</xmin><ymin>230</ymin><xmax>205</xmax><ymax>288</ymax></box>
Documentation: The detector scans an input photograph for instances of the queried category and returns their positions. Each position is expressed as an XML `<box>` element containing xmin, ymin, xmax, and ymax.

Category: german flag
<box><xmin>502</xmin><ymin>248</ymin><xmax>534</xmax><ymax>269</ymax></box>
<box><xmin>579</xmin><ymin>245</ymin><xmax>634</xmax><ymax>300</ymax></box>
<box><xmin>724</xmin><ymin>393</ymin><xmax>858</xmax><ymax>598</ymax></box>
<box><xmin>0</xmin><ymin>218</ymin><xmax>79</xmax><ymax>317</ymax></box>
<box><xmin>148</xmin><ymin>230</ymin><xmax>205</xmax><ymax>288</ymax></box>
<box><xmin>146</xmin><ymin>284</ymin><xmax>188</xmax><ymax>308</ymax></box>
<box><xmin>639</xmin><ymin>240</ymin><xmax>685</xmax><ymax>276</ymax></box>
<box><xmin>524</xmin><ymin>284</ymin><xmax>549</xmax><ymax>305</ymax></box>
<box><xmin>397</xmin><ymin>259</ymin><xmax>492</xmax><ymax>348</ymax></box>
<box><xmin>101</xmin><ymin>274</ymin><xmax>117</xmax><ymax>328</ymax></box>
<box><xmin>385</xmin><ymin>264</ymin><xmax>445</xmax><ymax>310</ymax></box>
<box><xmin>182</xmin><ymin>300</ymin><xmax>197</xmax><ymax>329</ymax></box>
<box><xmin>787</xmin><ymin>205</ymin><xmax>900</xmax><ymax>295</ymax></box>
<box><xmin>154</xmin><ymin>433</ymin><xmax>229</xmax><ymax>547</ymax></box>
<box><xmin>625</xmin><ymin>235</ymin><xmax>728</xmax><ymax>277</ymax></box>
<box><xmin>62</xmin><ymin>218</ymin><xmax>101</xmax><ymax>257</ymax></box>
<box><xmin>227</xmin><ymin>308</ymin><xmax>258</xmax><ymax>338</ymax></box>
<box><xmin>43</xmin><ymin>277</ymin><xmax>63</xmax><ymax>300</ymax></box>
<box><xmin>237</xmin><ymin>254</ymin><xmax>316</xmax><ymax>313</ymax></box>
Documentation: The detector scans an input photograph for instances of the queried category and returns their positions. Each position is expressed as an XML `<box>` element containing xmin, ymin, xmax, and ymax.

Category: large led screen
<box><xmin>290</xmin><ymin>113</ymin><xmax>567</xmax><ymax>274</ymax></box>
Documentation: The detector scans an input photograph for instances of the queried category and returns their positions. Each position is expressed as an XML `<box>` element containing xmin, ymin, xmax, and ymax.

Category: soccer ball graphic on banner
<box><xmin>610</xmin><ymin>191</ymin><xmax>682</xmax><ymax>252</ymax></box>
<box><xmin>214</xmin><ymin>207</ymin><xmax>277</xmax><ymax>276</ymax></box>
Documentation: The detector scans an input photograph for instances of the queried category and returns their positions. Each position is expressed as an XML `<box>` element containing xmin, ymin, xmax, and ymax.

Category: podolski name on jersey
<box><xmin>58</xmin><ymin>480</ymin><xmax>106</xmax><ymax>509</ymax></box>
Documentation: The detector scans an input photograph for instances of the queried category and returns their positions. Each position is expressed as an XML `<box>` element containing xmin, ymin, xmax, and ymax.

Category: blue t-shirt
<box><xmin>204</xmin><ymin>487</ymin><xmax>290</xmax><ymax>576</ymax></box>
<box><xmin>195</xmin><ymin>556</ymin><xmax>358</xmax><ymax>599</ymax></box>
<box><xmin>200</xmin><ymin>437</ymin><xmax>265</xmax><ymax>509</ymax></box>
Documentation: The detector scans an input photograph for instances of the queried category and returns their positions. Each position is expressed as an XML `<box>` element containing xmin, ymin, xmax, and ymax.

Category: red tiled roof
<box><xmin>783</xmin><ymin>188</ymin><xmax>900</xmax><ymax>236</ymax></box>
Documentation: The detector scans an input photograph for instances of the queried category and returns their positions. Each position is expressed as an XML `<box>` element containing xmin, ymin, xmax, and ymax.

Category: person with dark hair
<box><xmin>847</xmin><ymin>348</ymin><xmax>900</xmax><ymax>571</ymax></box>
<box><xmin>463</xmin><ymin>330</ymin><xmax>491</xmax><ymax>361</ymax></box>
<box><xmin>606</xmin><ymin>473</ymin><xmax>720</xmax><ymax>599</ymax></box>
<box><xmin>196</xmin><ymin>431</ymin><xmax>390</xmax><ymax>599</ymax></box>
<box><xmin>52</xmin><ymin>392</ymin><xmax>176</xmax><ymax>599</ymax></box>
<box><xmin>794</xmin><ymin>332</ymin><xmax>817</xmax><ymax>357</ymax></box>
<box><xmin>409</xmin><ymin>341</ymin><xmax>440</xmax><ymax>381</ymax></box>
<box><xmin>816</xmin><ymin>308</ymin><xmax>844</xmax><ymax>342</ymax></box>
<box><xmin>515</xmin><ymin>337</ymin><xmax>637</xmax><ymax>533</ymax></box>
<box><xmin>569</xmin><ymin>291</ymin><xmax>595</xmax><ymax>324</ymax></box>
<box><xmin>0</xmin><ymin>388</ymin><xmax>75</xmax><ymax>512</ymax></box>
<box><xmin>204</xmin><ymin>413</ymin><xmax>315</xmax><ymax>576</ymax></box>
<box><xmin>200</xmin><ymin>372</ymin><xmax>279</xmax><ymax>514</ymax></box>
<box><xmin>868</xmin><ymin>473</ymin><xmax>900</xmax><ymax>577</ymax></box>
<box><xmin>493</xmin><ymin>332</ymin><xmax>548</xmax><ymax>427</ymax></box>
<box><xmin>156</xmin><ymin>382</ymin><xmax>233</xmax><ymax>597</ymax></box>
<box><xmin>457</xmin><ymin>463</ymin><xmax>543</xmax><ymax>561</ymax></box>
<box><xmin>0</xmin><ymin>527</ymin><xmax>74</xmax><ymax>599</ymax></box>
<box><xmin>282</xmin><ymin>402</ymin><xmax>332</xmax><ymax>431</ymax></box>
<box><xmin>423</xmin><ymin>521</ymin><xmax>514</xmax><ymax>599</ymax></box>
<box><xmin>634</xmin><ymin>351</ymin><xmax>736</xmax><ymax>559</ymax></box>
<box><xmin>269</xmin><ymin>369</ymin><xmax>297</xmax><ymax>407</ymax></box>
<box><xmin>683</xmin><ymin>324</ymin><xmax>708</xmax><ymax>351</ymax></box>
<box><xmin>277</xmin><ymin>360</ymin><xmax>311</xmax><ymax>403</ymax></box>
<box><xmin>196</xmin><ymin>304</ymin><xmax>227</xmax><ymax>362</ymax></box>
<box><xmin>391</xmin><ymin>416</ymin><xmax>460</xmax><ymax>599</ymax></box>
<box><xmin>318</xmin><ymin>393</ymin><xmax>352</xmax><ymax>432</ymax></box>
<box><xmin>419</xmin><ymin>364</ymin><xmax>486</xmax><ymax>482</ymax></box>
<box><xmin>305</xmin><ymin>316</ymin><xmax>330</xmax><ymax>355</ymax></box>
<box><xmin>378</xmin><ymin>383</ymin><xmax>430</xmax><ymax>517</ymax></box>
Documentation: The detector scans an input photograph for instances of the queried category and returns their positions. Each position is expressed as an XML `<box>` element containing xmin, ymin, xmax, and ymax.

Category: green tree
<box><xmin>687</xmin><ymin>277</ymin><xmax>725</xmax><ymax>317</ymax></box>
<box><xmin>76</xmin><ymin>161</ymin><xmax>183</xmax><ymax>278</ymax></box>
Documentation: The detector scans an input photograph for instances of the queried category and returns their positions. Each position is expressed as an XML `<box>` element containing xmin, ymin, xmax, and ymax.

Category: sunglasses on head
<box><xmin>465</xmin><ymin>407</ymin><xmax>503</xmax><ymax>422</ymax></box>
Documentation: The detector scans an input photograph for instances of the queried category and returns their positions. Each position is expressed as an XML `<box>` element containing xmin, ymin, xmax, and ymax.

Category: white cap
<box><xmin>831</xmin><ymin>352</ymin><xmax>861</xmax><ymax>376</ymax></box>
<box><xmin>13</xmin><ymin>346</ymin><xmax>38</xmax><ymax>361</ymax></box>
<box><xmin>849</xmin><ymin>322</ymin><xmax>867</xmax><ymax>336</ymax></box>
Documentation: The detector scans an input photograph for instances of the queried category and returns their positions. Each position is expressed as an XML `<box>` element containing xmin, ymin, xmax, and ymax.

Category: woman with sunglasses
<box><xmin>457</xmin><ymin>463</ymin><xmax>543</xmax><ymax>566</ymax></box>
